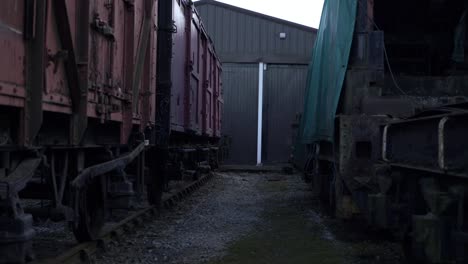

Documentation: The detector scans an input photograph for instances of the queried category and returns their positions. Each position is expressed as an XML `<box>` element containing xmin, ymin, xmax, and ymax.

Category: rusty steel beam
<box><xmin>54</xmin><ymin>0</ymin><xmax>89</xmax><ymax>145</ymax></box>
<box><xmin>121</xmin><ymin>2</ymin><xmax>136</xmax><ymax>144</ymax></box>
<box><xmin>155</xmin><ymin>0</ymin><xmax>173</xmax><ymax>146</ymax></box>
<box><xmin>73</xmin><ymin>0</ymin><xmax>91</xmax><ymax>145</ymax></box>
<box><xmin>383</xmin><ymin>108</ymin><xmax>468</xmax><ymax>177</ymax></box>
<box><xmin>184</xmin><ymin>2</ymin><xmax>192</xmax><ymax>131</ymax></box>
<box><xmin>53</xmin><ymin>0</ymin><xmax>80</xmax><ymax>111</ymax></box>
<box><xmin>25</xmin><ymin>0</ymin><xmax>47</xmax><ymax>145</ymax></box>
<box><xmin>132</xmin><ymin>0</ymin><xmax>156</xmax><ymax>113</ymax></box>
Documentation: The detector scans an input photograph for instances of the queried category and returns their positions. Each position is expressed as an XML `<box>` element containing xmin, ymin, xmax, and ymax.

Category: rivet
<box><xmin>50</xmin><ymin>96</ymin><xmax>53</xmax><ymax>100</ymax></box>
<box><xmin>13</xmin><ymin>88</ymin><xmax>17</xmax><ymax>93</ymax></box>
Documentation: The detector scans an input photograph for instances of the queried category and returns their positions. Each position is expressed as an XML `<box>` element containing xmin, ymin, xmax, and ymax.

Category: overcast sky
<box><xmin>194</xmin><ymin>0</ymin><xmax>324</xmax><ymax>28</ymax></box>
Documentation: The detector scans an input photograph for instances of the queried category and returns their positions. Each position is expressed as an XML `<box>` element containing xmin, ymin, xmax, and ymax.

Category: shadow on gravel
<box><xmin>91</xmin><ymin>172</ymin><xmax>404</xmax><ymax>264</ymax></box>
<box><xmin>207</xmin><ymin>173</ymin><xmax>404</xmax><ymax>264</ymax></box>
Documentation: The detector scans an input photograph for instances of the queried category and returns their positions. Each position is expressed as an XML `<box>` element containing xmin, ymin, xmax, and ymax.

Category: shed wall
<box><xmin>222</xmin><ymin>63</ymin><xmax>259</xmax><ymax>164</ymax></box>
<box><xmin>263</xmin><ymin>64</ymin><xmax>308</xmax><ymax>163</ymax></box>
<box><xmin>196</xmin><ymin>2</ymin><xmax>316</xmax><ymax>164</ymax></box>
<box><xmin>196</xmin><ymin>4</ymin><xmax>316</xmax><ymax>64</ymax></box>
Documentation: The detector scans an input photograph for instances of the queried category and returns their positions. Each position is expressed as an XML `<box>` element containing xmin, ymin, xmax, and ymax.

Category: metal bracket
<box><xmin>91</xmin><ymin>15</ymin><xmax>115</xmax><ymax>41</ymax></box>
<box><xmin>48</xmin><ymin>50</ymin><xmax>69</xmax><ymax>73</ymax></box>
<box><xmin>123</xmin><ymin>0</ymin><xmax>135</xmax><ymax>8</ymax></box>
<box><xmin>159</xmin><ymin>21</ymin><xmax>178</xmax><ymax>34</ymax></box>
<box><xmin>71</xmin><ymin>142</ymin><xmax>146</xmax><ymax>189</ymax></box>
<box><xmin>0</xmin><ymin>158</ymin><xmax>42</xmax><ymax>199</ymax></box>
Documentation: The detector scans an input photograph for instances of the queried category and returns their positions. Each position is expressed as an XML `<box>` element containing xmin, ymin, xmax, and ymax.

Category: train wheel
<box><xmin>209</xmin><ymin>151</ymin><xmax>219</xmax><ymax>169</ymax></box>
<box><xmin>147</xmin><ymin>149</ymin><xmax>165</xmax><ymax>209</ymax></box>
<box><xmin>147</xmin><ymin>175</ymin><xmax>164</xmax><ymax>209</ymax></box>
<box><xmin>146</xmin><ymin>164</ymin><xmax>168</xmax><ymax>209</ymax></box>
<box><xmin>73</xmin><ymin>179</ymin><xmax>105</xmax><ymax>242</ymax></box>
<box><xmin>401</xmin><ymin>224</ymin><xmax>424</xmax><ymax>263</ymax></box>
<box><xmin>302</xmin><ymin>154</ymin><xmax>314</xmax><ymax>183</ymax></box>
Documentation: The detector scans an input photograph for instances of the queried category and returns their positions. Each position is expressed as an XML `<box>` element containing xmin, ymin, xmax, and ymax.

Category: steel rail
<box><xmin>33</xmin><ymin>173</ymin><xmax>215</xmax><ymax>264</ymax></box>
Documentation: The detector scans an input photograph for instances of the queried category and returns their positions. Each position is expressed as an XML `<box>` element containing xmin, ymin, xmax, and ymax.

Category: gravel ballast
<box><xmin>94</xmin><ymin>172</ymin><xmax>403</xmax><ymax>264</ymax></box>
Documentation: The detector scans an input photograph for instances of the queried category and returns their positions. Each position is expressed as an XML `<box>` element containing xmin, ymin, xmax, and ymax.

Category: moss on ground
<box><xmin>207</xmin><ymin>177</ymin><xmax>347</xmax><ymax>264</ymax></box>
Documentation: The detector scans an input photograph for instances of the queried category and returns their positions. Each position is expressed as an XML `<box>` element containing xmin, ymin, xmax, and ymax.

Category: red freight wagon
<box><xmin>169</xmin><ymin>0</ymin><xmax>222</xmax><ymax>138</ymax></box>
<box><xmin>154</xmin><ymin>0</ymin><xmax>222</xmax><ymax>191</ymax></box>
<box><xmin>0</xmin><ymin>0</ymin><xmax>222</xmax><ymax>262</ymax></box>
<box><xmin>0</xmin><ymin>0</ymin><xmax>157</xmax><ymax>146</ymax></box>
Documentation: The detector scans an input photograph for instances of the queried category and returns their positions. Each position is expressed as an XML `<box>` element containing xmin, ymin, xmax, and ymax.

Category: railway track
<box><xmin>33</xmin><ymin>173</ymin><xmax>215</xmax><ymax>264</ymax></box>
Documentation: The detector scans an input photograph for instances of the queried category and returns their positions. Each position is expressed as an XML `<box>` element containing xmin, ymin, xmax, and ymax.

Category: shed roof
<box><xmin>194</xmin><ymin>0</ymin><xmax>318</xmax><ymax>33</ymax></box>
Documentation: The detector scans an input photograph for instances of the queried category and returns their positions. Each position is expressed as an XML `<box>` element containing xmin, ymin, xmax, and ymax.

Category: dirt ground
<box><xmin>95</xmin><ymin>172</ymin><xmax>404</xmax><ymax>264</ymax></box>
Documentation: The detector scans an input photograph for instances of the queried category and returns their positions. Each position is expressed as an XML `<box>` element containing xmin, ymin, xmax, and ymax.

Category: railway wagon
<box><xmin>155</xmin><ymin>0</ymin><xmax>223</xmax><ymax>188</ymax></box>
<box><xmin>0</xmin><ymin>0</ymin><xmax>222</xmax><ymax>263</ymax></box>
<box><xmin>298</xmin><ymin>0</ymin><xmax>468</xmax><ymax>262</ymax></box>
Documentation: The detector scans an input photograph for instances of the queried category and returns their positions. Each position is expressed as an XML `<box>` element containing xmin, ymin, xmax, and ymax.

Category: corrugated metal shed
<box><xmin>263</xmin><ymin>64</ymin><xmax>308</xmax><ymax>163</ymax></box>
<box><xmin>195</xmin><ymin>0</ymin><xmax>317</xmax><ymax>164</ymax></box>
<box><xmin>222</xmin><ymin>64</ymin><xmax>259</xmax><ymax>164</ymax></box>
<box><xmin>195</xmin><ymin>0</ymin><xmax>317</xmax><ymax>64</ymax></box>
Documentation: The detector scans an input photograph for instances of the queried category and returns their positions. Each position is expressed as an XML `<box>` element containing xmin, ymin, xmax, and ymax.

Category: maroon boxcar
<box><xmin>170</xmin><ymin>0</ymin><xmax>222</xmax><ymax>138</ymax></box>
<box><xmin>0</xmin><ymin>0</ymin><xmax>222</xmax><ymax>263</ymax></box>
<box><xmin>154</xmin><ymin>0</ymin><xmax>222</xmax><ymax>190</ymax></box>
<box><xmin>0</xmin><ymin>0</ymin><xmax>157</xmax><ymax>147</ymax></box>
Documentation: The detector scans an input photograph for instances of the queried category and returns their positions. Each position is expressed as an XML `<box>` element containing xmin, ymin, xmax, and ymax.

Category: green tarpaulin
<box><xmin>299</xmin><ymin>0</ymin><xmax>358</xmax><ymax>144</ymax></box>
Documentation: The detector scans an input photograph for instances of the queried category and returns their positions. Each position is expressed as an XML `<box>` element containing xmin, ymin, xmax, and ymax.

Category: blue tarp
<box><xmin>299</xmin><ymin>0</ymin><xmax>358</xmax><ymax>143</ymax></box>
